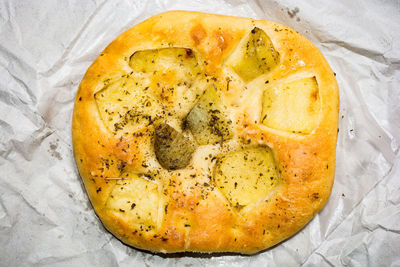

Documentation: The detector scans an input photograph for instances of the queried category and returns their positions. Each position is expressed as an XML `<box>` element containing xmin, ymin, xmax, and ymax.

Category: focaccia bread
<box><xmin>72</xmin><ymin>11</ymin><xmax>339</xmax><ymax>254</ymax></box>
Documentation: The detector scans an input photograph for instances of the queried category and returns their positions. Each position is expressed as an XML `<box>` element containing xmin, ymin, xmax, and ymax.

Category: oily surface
<box><xmin>72</xmin><ymin>11</ymin><xmax>339</xmax><ymax>254</ymax></box>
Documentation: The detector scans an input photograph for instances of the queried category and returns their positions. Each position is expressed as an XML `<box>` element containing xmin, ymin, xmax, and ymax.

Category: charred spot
<box><xmin>185</xmin><ymin>48</ymin><xmax>194</xmax><ymax>58</ymax></box>
<box><xmin>164</xmin><ymin>204</ymin><xmax>168</xmax><ymax>214</ymax></box>
<box><xmin>117</xmin><ymin>160</ymin><xmax>127</xmax><ymax>172</ymax></box>
<box><xmin>312</xmin><ymin>192</ymin><xmax>319</xmax><ymax>200</ymax></box>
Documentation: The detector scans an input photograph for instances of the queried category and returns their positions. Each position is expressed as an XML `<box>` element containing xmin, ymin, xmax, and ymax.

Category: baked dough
<box><xmin>72</xmin><ymin>11</ymin><xmax>339</xmax><ymax>254</ymax></box>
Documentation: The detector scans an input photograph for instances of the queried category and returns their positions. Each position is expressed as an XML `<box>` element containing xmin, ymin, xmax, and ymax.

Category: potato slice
<box><xmin>106</xmin><ymin>174</ymin><xmax>160</xmax><ymax>230</ymax></box>
<box><xmin>95</xmin><ymin>77</ymin><xmax>162</xmax><ymax>133</ymax></box>
<box><xmin>213</xmin><ymin>147</ymin><xmax>279</xmax><ymax>207</ymax></box>
<box><xmin>185</xmin><ymin>86</ymin><xmax>233</xmax><ymax>145</ymax></box>
<box><xmin>261</xmin><ymin>77</ymin><xmax>321</xmax><ymax>134</ymax></box>
<box><xmin>227</xmin><ymin>27</ymin><xmax>279</xmax><ymax>81</ymax></box>
<box><xmin>129</xmin><ymin>48</ymin><xmax>200</xmax><ymax>74</ymax></box>
<box><xmin>154</xmin><ymin>123</ymin><xmax>196</xmax><ymax>170</ymax></box>
<box><xmin>129</xmin><ymin>48</ymin><xmax>203</xmax><ymax>107</ymax></box>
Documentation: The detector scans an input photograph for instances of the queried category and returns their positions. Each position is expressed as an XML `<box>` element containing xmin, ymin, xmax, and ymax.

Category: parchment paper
<box><xmin>0</xmin><ymin>0</ymin><xmax>399</xmax><ymax>266</ymax></box>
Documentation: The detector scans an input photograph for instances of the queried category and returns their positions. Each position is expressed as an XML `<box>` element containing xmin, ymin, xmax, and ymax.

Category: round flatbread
<box><xmin>72</xmin><ymin>11</ymin><xmax>339</xmax><ymax>254</ymax></box>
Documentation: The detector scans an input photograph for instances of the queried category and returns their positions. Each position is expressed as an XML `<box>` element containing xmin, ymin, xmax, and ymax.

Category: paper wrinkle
<box><xmin>37</xmin><ymin>1</ymin><xmax>109</xmax><ymax>79</ymax></box>
<box><xmin>0</xmin><ymin>0</ymin><xmax>399</xmax><ymax>266</ymax></box>
<box><xmin>303</xmin><ymin>156</ymin><xmax>400</xmax><ymax>266</ymax></box>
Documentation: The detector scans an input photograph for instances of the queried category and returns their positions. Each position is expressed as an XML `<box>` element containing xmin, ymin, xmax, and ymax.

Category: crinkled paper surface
<box><xmin>0</xmin><ymin>0</ymin><xmax>399</xmax><ymax>266</ymax></box>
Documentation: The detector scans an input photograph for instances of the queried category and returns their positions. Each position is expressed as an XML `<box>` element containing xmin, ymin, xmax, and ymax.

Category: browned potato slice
<box><xmin>105</xmin><ymin>174</ymin><xmax>160</xmax><ymax>230</ymax></box>
<box><xmin>261</xmin><ymin>77</ymin><xmax>321</xmax><ymax>134</ymax></box>
<box><xmin>185</xmin><ymin>86</ymin><xmax>233</xmax><ymax>145</ymax></box>
<box><xmin>129</xmin><ymin>48</ymin><xmax>205</xmax><ymax>114</ymax></box>
<box><xmin>213</xmin><ymin>147</ymin><xmax>279</xmax><ymax>207</ymax></box>
<box><xmin>129</xmin><ymin>48</ymin><xmax>200</xmax><ymax>74</ymax></box>
<box><xmin>154</xmin><ymin>123</ymin><xmax>196</xmax><ymax>170</ymax></box>
<box><xmin>94</xmin><ymin>77</ymin><xmax>162</xmax><ymax>133</ymax></box>
<box><xmin>227</xmin><ymin>27</ymin><xmax>279</xmax><ymax>81</ymax></box>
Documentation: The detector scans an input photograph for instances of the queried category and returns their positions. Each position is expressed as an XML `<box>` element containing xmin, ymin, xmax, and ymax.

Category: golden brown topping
<box><xmin>190</xmin><ymin>24</ymin><xmax>207</xmax><ymax>45</ymax></box>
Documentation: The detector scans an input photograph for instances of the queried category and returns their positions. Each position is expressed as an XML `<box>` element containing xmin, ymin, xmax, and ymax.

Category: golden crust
<box><xmin>72</xmin><ymin>11</ymin><xmax>339</xmax><ymax>254</ymax></box>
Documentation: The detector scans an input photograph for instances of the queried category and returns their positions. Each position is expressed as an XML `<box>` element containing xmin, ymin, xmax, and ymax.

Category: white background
<box><xmin>0</xmin><ymin>0</ymin><xmax>399</xmax><ymax>266</ymax></box>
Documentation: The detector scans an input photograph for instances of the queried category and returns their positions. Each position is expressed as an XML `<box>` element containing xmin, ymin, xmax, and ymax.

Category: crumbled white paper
<box><xmin>0</xmin><ymin>0</ymin><xmax>399</xmax><ymax>266</ymax></box>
